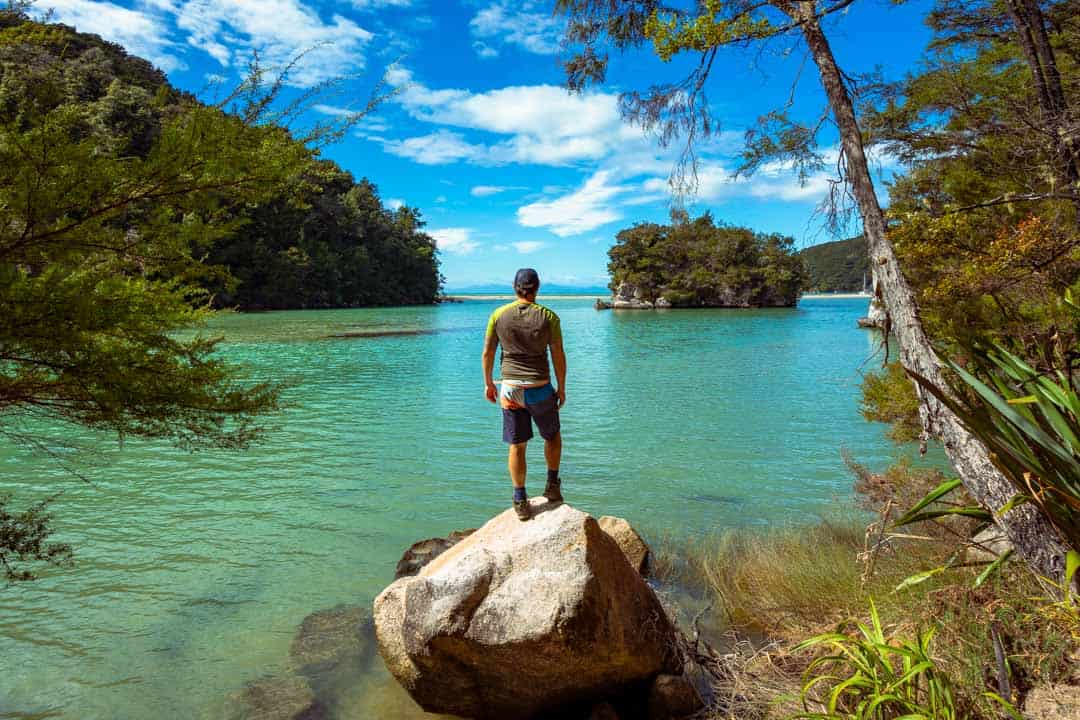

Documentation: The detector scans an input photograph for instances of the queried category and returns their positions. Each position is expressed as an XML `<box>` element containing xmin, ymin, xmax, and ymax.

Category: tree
<box><xmin>0</xmin><ymin>9</ymin><xmax>409</xmax><ymax>579</ymax></box>
<box><xmin>555</xmin><ymin>0</ymin><xmax>1072</xmax><ymax>581</ymax></box>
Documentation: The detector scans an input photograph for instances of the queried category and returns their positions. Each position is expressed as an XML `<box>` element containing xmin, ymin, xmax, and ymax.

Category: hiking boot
<box><xmin>543</xmin><ymin>478</ymin><xmax>563</xmax><ymax>504</ymax></box>
<box><xmin>513</xmin><ymin>498</ymin><xmax>532</xmax><ymax>521</ymax></box>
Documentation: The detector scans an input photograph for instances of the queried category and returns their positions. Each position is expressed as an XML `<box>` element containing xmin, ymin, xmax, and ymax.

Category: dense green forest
<box><xmin>798</xmin><ymin>237</ymin><xmax>868</xmax><ymax>292</ymax></box>
<box><xmin>0</xmin><ymin>15</ymin><xmax>441</xmax><ymax>312</ymax></box>
<box><xmin>608</xmin><ymin>213</ymin><xmax>806</xmax><ymax>307</ymax></box>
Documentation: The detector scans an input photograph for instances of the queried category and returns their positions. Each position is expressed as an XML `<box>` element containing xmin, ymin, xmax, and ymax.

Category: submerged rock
<box><xmin>598</xmin><ymin>516</ymin><xmax>651</xmax><ymax>577</ymax></box>
<box><xmin>374</xmin><ymin>500</ymin><xmax>678</xmax><ymax>719</ymax></box>
<box><xmin>236</xmin><ymin>675</ymin><xmax>325</xmax><ymax>720</ymax></box>
<box><xmin>394</xmin><ymin>529</ymin><xmax>477</xmax><ymax>579</ymax></box>
<box><xmin>288</xmin><ymin>604</ymin><xmax>374</xmax><ymax>694</ymax></box>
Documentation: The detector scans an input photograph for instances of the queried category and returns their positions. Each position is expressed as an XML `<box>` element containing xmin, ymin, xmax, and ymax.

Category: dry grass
<box><xmin>651</xmin><ymin>506</ymin><xmax>1078</xmax><ymax>719</ymax></box>
<box><xmin>654</xmin><ymin>517</ymin><xmax>939</xmax><ymax>642</ymax></box>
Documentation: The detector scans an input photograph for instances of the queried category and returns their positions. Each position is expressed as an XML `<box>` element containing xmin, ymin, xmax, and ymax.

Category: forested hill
<box><xmin>0</xmin><ymin>16</ymin><xmax>441</xmax><ymax>310</ymax></box>
<box><xmin>798</xmin><ymin>237</ymin><xmax>868</xmax><ymax>293</ymax></box>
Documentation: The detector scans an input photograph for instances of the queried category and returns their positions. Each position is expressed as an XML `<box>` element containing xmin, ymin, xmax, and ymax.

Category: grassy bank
<box><xmin>653</xmin><ymin>465</ymin><xmax>1079</xmax><ymax>719</ymax></box>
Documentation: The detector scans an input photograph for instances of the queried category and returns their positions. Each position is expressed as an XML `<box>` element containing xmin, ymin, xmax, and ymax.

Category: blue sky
<box><xmin>42</xmin><ymin>0</ymin><xmax>936</xmax><ymax>289</ymax></box>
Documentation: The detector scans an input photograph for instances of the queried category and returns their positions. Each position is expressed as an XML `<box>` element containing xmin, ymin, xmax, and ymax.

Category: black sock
<box><xmin>547</xmin><ymin>469</ymin><xmax>560</xmax><ymax>484</ymax></box>
<box><xmin>513</xmin><ymin>486</ymin><xmax>527</xmax><ymax>502</ymax></box>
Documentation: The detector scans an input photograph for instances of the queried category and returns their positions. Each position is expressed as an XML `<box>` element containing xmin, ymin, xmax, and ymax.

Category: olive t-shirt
<box><xmin>484</xmin><ymin>300</ymin><xmax>562</xmax><ymax>382</ymax></box>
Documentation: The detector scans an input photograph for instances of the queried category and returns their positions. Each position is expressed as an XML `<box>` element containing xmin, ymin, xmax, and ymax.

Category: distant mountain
<box><xmin>446</xmin><ymin>283</ymin><xmax>610</xmax><ymax>295</ymax></box>
<box><xmin>799</xmin><ymin>237</ymin><xmax>869</xmax><ymax>293</ymax></box>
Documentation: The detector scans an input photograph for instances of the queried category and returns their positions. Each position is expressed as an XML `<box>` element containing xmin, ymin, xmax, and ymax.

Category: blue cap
<box><xmin>514</xmin><ymin>268</ymin><xmax>540</xmax><ymax>292</ymax></box>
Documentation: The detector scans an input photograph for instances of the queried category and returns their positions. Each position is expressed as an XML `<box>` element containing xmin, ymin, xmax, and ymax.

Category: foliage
<box><xmin>0</xmin><ymin>13</ymin><xmax>440</xmax><ymax>313</ymax></box>
<box><xmin>871</xmin><ymin>0</ymin><xmax>1080</xmax><ymax>366</ymax></box>
<box><xmin>206</xmin><ymin>166</ymin><xmax>440</xmax><ymax>310</ymax></box>
<box><xmin>0</xmin><ymin>25</ymin><xmax>303</xmax><ymax>450</ymax></box>
<box><xmin>793</xmin><ymin>600</ymin><xmax>1017</xmax><ymax>720</ymax></box>
<box><xmin>608</xmin><ymin>213</ymin><xmax>806</xmax><ymax>306</ymax></box>
<box><xmin>859</xmin><ymin>364</ymin><xmax>923</xmax><ymax>444</ymax></box>
<box><xmin>799</xmin><ymin>237</ymin><xmax>868</xmax><ymax>294</ymax></box>
<box><xmin>910</xmin><ymin>338</ymin><xmax>1080</xmax><ymax>556</ymax></box>
<box><xmin>0</xmin><ymin>494</ymin><xmax>71</xmax><ymax>582</ymax></box>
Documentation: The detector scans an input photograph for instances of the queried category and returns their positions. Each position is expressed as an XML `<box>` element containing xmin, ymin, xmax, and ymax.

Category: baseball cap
<box><xmin>513</xmin><ymin>268</ymin><xmax>540</xmax><ymax>292</ymax></box>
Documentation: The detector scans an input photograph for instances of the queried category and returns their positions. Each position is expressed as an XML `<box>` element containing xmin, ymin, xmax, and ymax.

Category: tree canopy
<box><xmin>609</xmin><ymin>213</ymin><xmax>806</xmax><ymax>307</ymax></box>
<box><xmin>0</xmin><ymin>10</ymin><xmax>439</xmax><ymax>579</ymax></box>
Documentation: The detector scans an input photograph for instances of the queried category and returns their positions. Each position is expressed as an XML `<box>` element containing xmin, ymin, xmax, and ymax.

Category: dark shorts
<box><xmin>500</xmin><ymin>382</ymin><xmax>560</xmax><ymax>444</ymax></box>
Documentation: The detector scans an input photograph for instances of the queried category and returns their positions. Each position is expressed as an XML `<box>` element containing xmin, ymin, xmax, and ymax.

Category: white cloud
<box><xmin>512</xmin><ymin>241</ymin><xmax>546</xmax><ymax>254</ymax></box>
<box><xmin>45</xmin><ymin>0</ymin><xmax>186</xmax><ymax>72</ymax></box>
<box><xmin>386</xmin><ymin>198</ymin><xmax>405</xmax><ymax>210</ymax></box>
<box><xmin>472</xmin><ymin>40</ymin><xmax>499</xmax><ymax>59</ymax></box>
<box><xmin>381</xmin><ymin>68</ymin><xmax>624</xmax><ymax>167</ymax></box>
<box><xmin>470</xmin><ymin>1</ymin><xmax>563</xmax><ymax>56</ymax></box>
<box><xmin>470</xmin><ymin>185</ymin><xmax>506</xmax><ymax>197</ymax></box>
<box><xmin>435</xmin><ymin>195</ymin><xmax>447</xmax><ymax>203</ymax></box>
<box><xmin>430</xmin><ymin>228</ymin><xmax>480</xmax><ymax>255</ymax></box>
<box><xmin>313</xmin><ymin>103</ymin><xmax>354</xmax><ymax>117</ymax></box>
<box><xmin>382</xmin><ymin>130</ymin><xmax>486</xmax><ymax>165</ymax></box>
<box><xmin>174</xmin><ymin>0</ymin><xmax>372</xmax><ymax>87</ymax></box>
<box><xmin>517</xmin><ymin>170</ymin><xmax>628</xmax><ymax>237</ymax></box>
<box><xmin>350</xmin><ymin>0</ymin><xmax>413</xmax><ymax>8</ymax></box>
<box><xmin>48</xmin><ymin>0</ymin><xmax>375</xmax><ymax>86</ymax></box>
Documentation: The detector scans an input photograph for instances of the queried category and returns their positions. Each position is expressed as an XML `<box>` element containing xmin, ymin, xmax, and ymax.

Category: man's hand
<box><xmin>557</xmin><ymin>387</ymin><xmax>566</xmax><ymax>408</ymax></box>
<box><xmin>485</xmin><ymin>382</ymin><xmax>498</xmax><ymax>404</ymax></box>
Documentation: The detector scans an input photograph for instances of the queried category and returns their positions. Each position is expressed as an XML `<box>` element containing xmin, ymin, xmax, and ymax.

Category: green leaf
<box><xmin>893</xmin><ymin>478</ymin><xmax>963</xmax><ymax>527</ymax></box>
<box><xmin>896</xmin><ymin>506</ymin><xmax>993</xmax><ymax>524</ymax></box>
<box><xmin>895</xmin><ymin>566</ymin><xmax>947</xmax><ymax>592</ymax></box>
<box><xmin>996</xmin><ymin>494</ymin><xmax>1029</xmax><ymax>516</ymax></box>
<box><xmin>973</xmin><ymin>548</ymin><xmax>1014</xmax><ymax>588</ymax></box>
<box><xmin>983</xmin><ymin>692</ymin><xmax>1024</xmax><ymax>720</ymax></box>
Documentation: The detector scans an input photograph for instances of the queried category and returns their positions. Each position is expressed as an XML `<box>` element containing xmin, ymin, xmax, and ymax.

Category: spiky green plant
<box><xmin>792</xmin><ymin>600</ymin><xmax>1018</xmax><ymax>720</ymax></box>
<box><xmin>909</xmin><ymin>344</ymin><xmax>1080</xmax><ymax>558</ymax></box>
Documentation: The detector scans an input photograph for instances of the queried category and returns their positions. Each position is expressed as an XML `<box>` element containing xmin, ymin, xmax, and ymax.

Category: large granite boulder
<box><xmin>598</xmin><ymin>516</ymin><xmax>650</xmax><ymax>577</ymax></box>
<box><xmin>394</xmin><ymin>529</ymin><xmax>477</xmax><ymax>579</ymax></box>
<box><xmin>612</xmin><ymin>282</ymin><xmax>655</xmax><ymax>309</ymax></box>
<box><xmin>374</xmin><ymin>500</ymin><xmax>678</xmax><ymax>719</ymax></box>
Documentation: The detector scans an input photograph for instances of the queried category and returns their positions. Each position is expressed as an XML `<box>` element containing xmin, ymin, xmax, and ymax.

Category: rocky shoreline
<box><xmin>595</xmin><ymin>283</ymin><xmax>797</xmax><ymax>310</ymax></box>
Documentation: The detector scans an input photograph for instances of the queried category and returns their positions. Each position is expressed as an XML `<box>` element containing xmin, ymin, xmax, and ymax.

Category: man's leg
<box><xmin>544</xmin><ymin>431</ymin><xmax>561</xmax><ymax>476</ymax></box>
<box><xmin>542</xmin><ymin>431</ymin><xmax>563</xmax><ymax>503</ymax></box>
<box><xmin>508</xmin><ymin>441</ymin><xmax>528</xmax><ymax>489</ymax></box>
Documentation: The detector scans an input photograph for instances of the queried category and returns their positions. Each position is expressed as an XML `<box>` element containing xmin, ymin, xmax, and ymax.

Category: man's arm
<box><xmin>550</xmin><ymin>338</ymin><xmax>567</xmax><ymax>408</ymax></box>
<box><xmin>482</xmin><ymin>330</ymin><xmax>498</xmax><ymax>404</ymax></box>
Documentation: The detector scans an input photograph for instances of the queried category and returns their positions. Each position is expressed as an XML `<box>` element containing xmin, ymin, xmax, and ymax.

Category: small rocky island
<box><xmin>596</xmin><ymin>213</ymin><xmax>805</xmax><ymax>310</ymax></box>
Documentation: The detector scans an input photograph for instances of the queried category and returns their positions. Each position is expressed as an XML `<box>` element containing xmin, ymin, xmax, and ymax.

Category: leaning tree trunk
<box><xmin>791</xmin><ymin>2</ymin><xmax>1070</xmax><ymax>583</ymax></box>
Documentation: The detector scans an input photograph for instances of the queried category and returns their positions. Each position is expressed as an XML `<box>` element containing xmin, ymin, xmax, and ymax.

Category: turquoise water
<box><xmin>0</xmin><ymin>298</ymin><xmax>932</xmax><ymax>719</ymax></box>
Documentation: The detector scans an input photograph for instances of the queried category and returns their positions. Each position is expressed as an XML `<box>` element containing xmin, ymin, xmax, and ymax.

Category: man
<box><xmin>482</xmin><ymin>268</ymin><xmax>567</xmax><ymax>521</ymax></box>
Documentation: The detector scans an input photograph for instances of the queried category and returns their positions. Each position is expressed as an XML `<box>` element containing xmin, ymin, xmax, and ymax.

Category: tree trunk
<box><xmin>791</xmin><ymin>2</ymin><xmax>1070</xmax><ymax>583</ymax></box>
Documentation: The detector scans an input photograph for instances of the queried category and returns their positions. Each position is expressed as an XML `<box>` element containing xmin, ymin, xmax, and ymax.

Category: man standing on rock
<box><xmin>482</xmin><ymin>268</ymin><xmax>567</xmax><ymax>521</ymax></box>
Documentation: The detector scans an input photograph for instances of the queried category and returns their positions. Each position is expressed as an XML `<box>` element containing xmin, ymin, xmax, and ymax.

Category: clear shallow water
<box><xmin>0</xmin><ymin>298</ymin><xmax>936</xmax><ymax>719</ymax></box>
